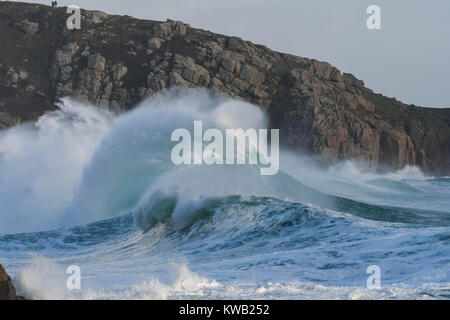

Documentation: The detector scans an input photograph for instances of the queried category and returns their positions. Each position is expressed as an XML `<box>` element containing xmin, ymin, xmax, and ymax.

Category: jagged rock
<box><xmin>112</xmin><ymin>64</ymin><xmax>128</xmax><ymax>81</ymax></box>
<box><xmin>290</xmin><ymin>69</ymin><xmax>313</xmax><ymax>84</ymax></box>
<box><xmin>147</xmin><ymin>75</ymin><xmax>166</xmax><ymax>91</ymax></box>
<box><xmin>18</xmin><ymin>71</ymin><xmax>28</xmax><ymax>80</ymax></box>
<box><xmin>169</xmin><ymin>71</ymin><xmax>191</xmax><ymax>87</ymax></box>
<box><xmin>54</xmin><ymin>49</ymin><xmax>74</xmax><ymax>66</ymax></box>
<box><xmin>0</xmin><ymin>264</ymin><xmax>24</xmax><ymax>300</ymax></box>
<box><xmin>87</xmin><ymin>53</ymin><xmax>106</xmax><ymax>71</ymax></box>
<box><xmin>204</xmin><ymin>41</ymin><xmax>224</xmax><ymax>57</ymax></box>
<box><xmin>220</xmin><ymin>57</ymin><xmax>237</xmax><ymax>73</ymax></box>
<box><xmin>251</xmin><ymin>56</ymin><xmax>272</xmax><ymax>70</ymax></box>
<box><xmin>173</xmin><ymin>54</ymin><xmax>210</xmax><ymax>86</ymax></box>
<box><xmin>147</xmin><ymin>38</ymin><xmax>162</xmax><ymax>50</ymax></box>
<box><xmin>18</xmin><ymin>20</ymin><xmax>39</xmax><ymax>34</ymax></box>
<box><xmin>5</xmin><ymin>67</ymin><xmax>19</xmax><ymax>85</ymax></box>
<box><xmin>312</xmin><ymin>60</ymin><xmax>335</xmax><ymax>80</ymax></box>
<box><xmin>51</xmin><ymin>43</ymin><xmax>78</xmax><ymax>79</ymax></box>
<box><xmin>344</xmin><ymin>73</ymin><xmax>364</xmax><ymax>88</ymax></box>
<box><xmin>182</xmin><ymin>65</ymin><xmax>210</xmax><ymax>86</ymax></box>
<box><xmin>232</xmin><ymin>78</ymin><xmax>249</xmax><ymax>91</ymax></box>
<box><xmin>228</xmin><ymin>37</ymin><xmax>256</xmax><ymax>56</ymax></box>
<box><xmin>86</xmin><ymin>11</ymin><xmax>108</xmax><ymax>24</ymax></box>
<box><xmin>154</xmin><ymin>22</ymin><xmax>172</xmax><ymax>39</ymax></box>
<box><xmin>167</xmin><ymin>20</ymin><xmax>188</xmax><ymax>36</ymax></box>
<box><xmin>0</xmin><ymin>112</ymin><xmax>21</xmax><ymax>129</ymax></box>
<box><xmin>239</xmin><ymin>64</ymin><xmax>265</xmax><ymax>85</ymax></box>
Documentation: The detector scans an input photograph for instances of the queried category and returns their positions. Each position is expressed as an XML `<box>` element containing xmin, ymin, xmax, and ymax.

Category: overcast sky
<box><xmin>8</xmin><ymin>0</ymin><xmax>450</xmax><ymax>107</ymax></box>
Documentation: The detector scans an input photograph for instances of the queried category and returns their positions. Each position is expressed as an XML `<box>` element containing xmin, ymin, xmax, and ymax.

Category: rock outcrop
<box><xmin>0</xmin><ymin>264</ymin><xmax>24</xmax><ymax>300</ymax></box>
<box><xmin>0</xmin><ymin>2</ymin><xmax>449</xmax><ymax>175</ymax></box>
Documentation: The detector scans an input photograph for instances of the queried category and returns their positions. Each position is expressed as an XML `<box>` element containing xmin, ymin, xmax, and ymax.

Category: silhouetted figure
<box><xmin>51</xmin><ymin>1</ymin><xmax>57</xmax><ymax>7</ymax></box>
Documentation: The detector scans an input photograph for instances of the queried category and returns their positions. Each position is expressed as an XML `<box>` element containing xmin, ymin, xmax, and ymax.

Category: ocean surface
<box><xmin>0</xmin><ymin>90</ymin><xmax>449</xmax><ymax>300</ymax></box>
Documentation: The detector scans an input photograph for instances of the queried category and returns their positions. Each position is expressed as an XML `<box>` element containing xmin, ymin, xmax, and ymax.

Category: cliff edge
<box><xmin>0</xmin><ymin>264</ymin><xmax>24</xmax><ymax>300</ymax></box>
<box><xmin>1</xmin><ymin>2</ymin><xmax>449</xmax><ymax>175</ymax></box>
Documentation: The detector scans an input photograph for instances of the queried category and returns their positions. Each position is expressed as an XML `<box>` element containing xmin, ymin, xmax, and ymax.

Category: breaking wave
<box><xmin>0</xmin><ymin>89</ymin><xmax>449</xmax><ymax>299</ymax></box>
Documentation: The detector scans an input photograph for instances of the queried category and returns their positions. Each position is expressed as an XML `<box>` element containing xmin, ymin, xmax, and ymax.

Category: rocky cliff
<box><xmin>1</xmin><ymin>1</ymin><xmax>449</xmax><ymax>175</ymax></box>
<box><xmin>0</xmin><ymin>264</ymin><xmax>24</xmax><ymax>300</ymax></box>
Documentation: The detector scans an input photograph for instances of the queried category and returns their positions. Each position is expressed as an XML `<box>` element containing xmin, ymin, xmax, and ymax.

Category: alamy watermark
<box><xmin>66</xmin><ymin>5</ymin><xmax>81</xmax><ymax>30</ymax></box>
<box><xmin>366</xmin><ymin>265</ymin><xmax>381</xmax><ymax>289</ymax></box>
<box><xmin>171</xmin><ymin>121</ymin><xmax>279</xmax><ymax>175</ymax></box>
<box><xmin>66</xmin><ymin>265</ymin><xmax>81</xmax><ymax>290</ymax></box>
<box><xmin>367</xmin><ymin>5</ymin><xmax>381</xmax><ymax>30</ymax></box>
<box><xmin>64</xmin><ymin>4</ymin><xmax>380</xmax><ymax>32</ymax></box>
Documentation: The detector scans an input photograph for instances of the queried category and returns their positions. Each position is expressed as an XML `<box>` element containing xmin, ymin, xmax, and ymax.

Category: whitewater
<box><xmin>0</xmin><ymin>89</ymin><xmax>449</xmax><ymax>300</ymax></box>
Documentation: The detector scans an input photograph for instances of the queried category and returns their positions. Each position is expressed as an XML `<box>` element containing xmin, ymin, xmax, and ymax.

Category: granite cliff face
<box><xmin>0</xmin><ymin>2</ymin><xmax>449</xmax><ymax>175</ymax></box>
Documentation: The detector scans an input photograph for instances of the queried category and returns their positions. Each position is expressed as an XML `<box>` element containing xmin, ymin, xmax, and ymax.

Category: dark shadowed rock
<box><xmin>14</xmin><ymin>20</ymin><xmax>39</xmax><ymax>35</ymax></box>
<box><xmin>0</xmin><ymin>1</ymin><xmax>449</xmax><ymax>175</ymax></box>
<box><xmin>0</xmin><ymin>264</ymin><xmax>24</xmax><ymax>300</ymax></box>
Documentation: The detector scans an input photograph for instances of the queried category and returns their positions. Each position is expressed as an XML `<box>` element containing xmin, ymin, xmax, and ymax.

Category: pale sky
<box><xmin>6</xmin><ymin>0</ymin><xmax>450</xmax><ymax>108</ymax></box>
